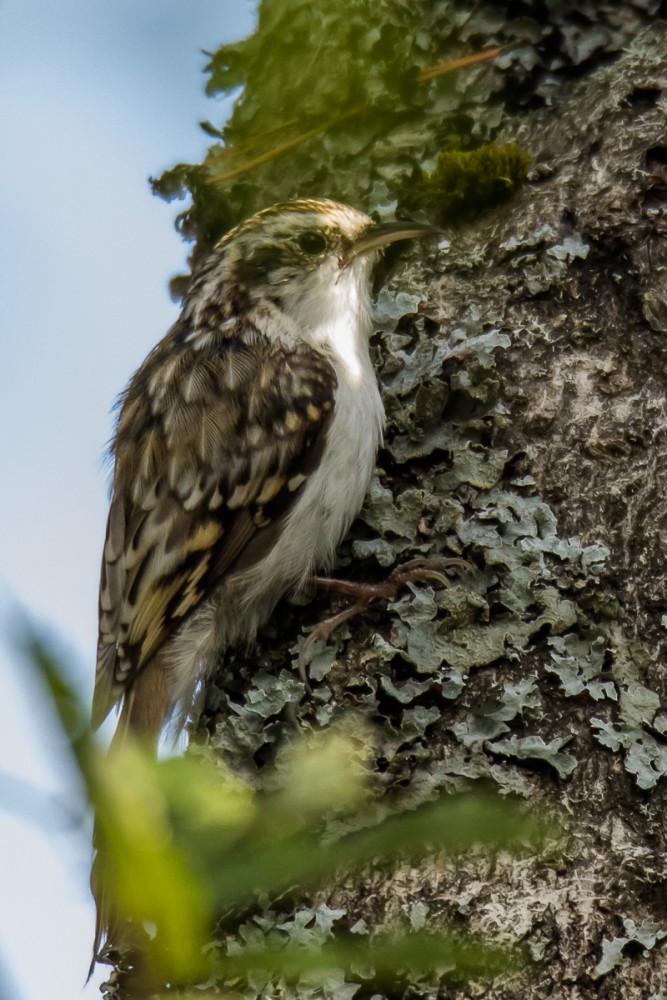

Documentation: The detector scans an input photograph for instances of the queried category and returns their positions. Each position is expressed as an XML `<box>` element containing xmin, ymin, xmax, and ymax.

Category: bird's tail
<box><xmin>89</xmin><ymin>653</ymin><xmax>172</xmax><ymax>978</ymax></box>
<box><xmin>111</xmin><ymin>651</ymin><xmax>172</xmax><ymax>751</ymax></box>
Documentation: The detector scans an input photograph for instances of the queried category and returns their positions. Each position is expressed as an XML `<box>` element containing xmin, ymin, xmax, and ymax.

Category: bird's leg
<box><xmin>313</xmin><ymin>557</ymin><xmax>472</xmax><ymax>600</ymax></box>
<box><xmin>298</xmin><ymin>557</ymin><xmax>471</xmax><ymax>682</ymax></box>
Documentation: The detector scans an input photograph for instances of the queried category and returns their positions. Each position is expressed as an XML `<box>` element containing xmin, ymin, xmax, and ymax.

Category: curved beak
<box><xmin>346</xmin><ymin>218</ymin><xmax>441</xmax><ymax>262</ymax></box>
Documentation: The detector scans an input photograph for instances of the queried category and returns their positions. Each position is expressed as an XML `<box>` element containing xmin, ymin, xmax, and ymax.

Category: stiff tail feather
<box><xmin>89</xmin><ymin>653</ymin><xmax>171</xmax><ymax>979</ymax></box>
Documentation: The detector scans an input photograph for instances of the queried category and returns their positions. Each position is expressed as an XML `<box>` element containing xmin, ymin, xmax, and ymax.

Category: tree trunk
<box><xmin>199</xmin><ymin>21</ymin><xmax>667</xmax><ymax>1000</ymax></box>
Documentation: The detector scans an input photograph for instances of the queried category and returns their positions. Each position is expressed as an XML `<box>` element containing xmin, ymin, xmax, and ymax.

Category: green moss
<box><xmin>412</xmin><ymin>142</ymin><xmax>531</xmax><ymax>224</ymax></box>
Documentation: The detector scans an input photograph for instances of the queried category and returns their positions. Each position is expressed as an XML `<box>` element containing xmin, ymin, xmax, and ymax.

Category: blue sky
<box><xmin>0</xmin><ymin>2</ymin><xmax>255</xmax><ymax>996</ymax></box>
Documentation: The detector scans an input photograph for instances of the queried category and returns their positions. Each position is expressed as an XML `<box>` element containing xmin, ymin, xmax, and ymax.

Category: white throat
<box><xmin>279</xmin><ymin>257</ymin><xmax>375</xmax><ymax>385</ymax></box>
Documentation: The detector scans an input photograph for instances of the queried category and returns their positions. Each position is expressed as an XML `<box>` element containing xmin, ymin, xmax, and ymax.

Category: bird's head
<box><xmin>186</xmin><ymin>199</ymin><xmax>439</xmax><ymax>343</ymax></box>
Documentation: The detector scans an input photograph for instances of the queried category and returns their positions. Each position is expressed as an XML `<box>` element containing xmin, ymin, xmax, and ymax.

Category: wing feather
<box><xmin>92</xmin><ymin>323</ymin><xmax>336</xmax><ymax>728</ymax></box>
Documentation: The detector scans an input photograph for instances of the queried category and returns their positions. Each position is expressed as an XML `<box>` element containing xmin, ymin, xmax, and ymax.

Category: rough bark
<box><xmin>199</xmin><ymin>23</ymin><xmax>667</xmax><ymax>1000</ymax></box>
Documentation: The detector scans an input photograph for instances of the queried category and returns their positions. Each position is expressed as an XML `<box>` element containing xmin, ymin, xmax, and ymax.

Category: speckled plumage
<box><xmin>93</xmin><ymin>199</ymin><xmax>437</xmax><ymax>746</ymax></box>
<box><xmin>90</xmin><ymin>198</ymin><xmax>438</xmax><ymax>967</ymax></box>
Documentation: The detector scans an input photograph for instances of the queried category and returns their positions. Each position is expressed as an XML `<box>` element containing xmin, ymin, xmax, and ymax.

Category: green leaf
<box><xmin>14</xmin><ymin>619</ymin><xmax>553</xmax><ymax>991</ymax></box>
<box><xmin>214</xmin><ymin>929</ymin><xmax>521</xmax><ymax>984</ymax></box>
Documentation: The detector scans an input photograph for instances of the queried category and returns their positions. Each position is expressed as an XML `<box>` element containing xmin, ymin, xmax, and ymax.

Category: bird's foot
<box><xmin>298</xmin><ymin>557</ymin><xmax>471</xmax><ymax>684</ymax></box>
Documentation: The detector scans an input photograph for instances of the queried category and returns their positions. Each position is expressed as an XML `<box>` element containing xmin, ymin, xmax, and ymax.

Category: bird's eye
<box><xmin>296</xmin><ymin>231</ymin><xmax>328</xmax><ymax>256</ymax></box>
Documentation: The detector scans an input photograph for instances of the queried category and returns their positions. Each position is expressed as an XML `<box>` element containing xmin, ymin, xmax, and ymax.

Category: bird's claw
<box><xmin>298</xmin><ymin>556</ymin><xmax>472</xmax><ymax>684</ymax></box>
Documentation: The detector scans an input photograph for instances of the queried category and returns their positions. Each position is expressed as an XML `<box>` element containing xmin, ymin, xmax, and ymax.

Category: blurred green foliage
<box><xmin>152</xmin><ymin>0</ymin><xmax>523</xmax><ymax>277</ymax></box>
<box><xmin>14</xmin><ymin>626</ymin><xmax>556</xmax><ymax>996</ymax></box>
<box><xmin>152</xmin><ymin>0</ymin><xmax>661</xmax><ymax>288</ymax></box>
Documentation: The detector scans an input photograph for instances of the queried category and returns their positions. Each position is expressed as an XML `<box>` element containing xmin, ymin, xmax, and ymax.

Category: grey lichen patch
<box><xmin>378</xmin><ymin>314</ymin><xmax>511</xmax><ymax>463</ymax></box>
<box><xmin>379</xmin><ymin>571</ymin><xmax>575</xmax><ymax>680</ymax></box>
<box><xmin>543</xmin><ymin>623</ymin><xmax>667</xmax><ymax>788</ymax></box>
<box><xmin>438</xmin><ymin>747</ymin><xmax>536</xmax><ymax>798</ymax></box>
<box><xmin>208</xmin><ymin>666</ymin><xmax>306</xmax><ymax>776</ymax></box>
<box><xmin>594</xmin><ymin>918</ymin><xmax>667</xmax><ymax>978</ymax></box>
<box><xmin>547</xmin><ymin>633</ymin><xmax>616</xmax><ymax>701</ymax></box>
<box><xmin>590</xmin><ymin>632</ymin><xmax>667</xmax><ymax>790</ymax></box>
<box><xmin>486</xmin><ymin>735</ymin><xmax>577</xmax><ymax>779</ymax></box>
<box><xmin>373</xmin><ymin>288</ymin><xmax>422</xmax><ymax>331</ymax></box>
<box><xmin>450</xmin><ymin>678</ymin><xmax>541</xmax><ymax>748</ymax></box>
<box><xmin>353</xmin><ymin>478</ymin><xmax>431</xmax><ymax>566</ymax></box>
<box><xmin>219</xmin><ymin>904</ymin><xmax>360</xmax><ymax>1000</ymax></box>
<box><xmin>435</xmin><ymin>448</ymin><xmax>508</xmax><ymax>493</ymax></box>
<box><xmin>498</xmin><ymin>227</ymin><xmax>591</xmax><ymax>297</ymax></box>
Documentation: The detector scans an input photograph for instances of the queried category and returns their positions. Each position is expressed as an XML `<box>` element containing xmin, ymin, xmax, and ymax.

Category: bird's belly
<box><xmin>282</xmin><ymin>373</ymin><xmax>383</xmax><ymax>579</ymax></box>
<box><xmin>213</xmin><ymin>374</ymin><xmax>383</xmax><ymax>642</ymax></box>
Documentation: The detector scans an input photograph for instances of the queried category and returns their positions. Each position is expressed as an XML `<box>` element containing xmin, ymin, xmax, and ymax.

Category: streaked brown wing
<box><xmin>92</xmin><ymin>325</ymin><xmax>336</xmax><ymax>728</ymax></box>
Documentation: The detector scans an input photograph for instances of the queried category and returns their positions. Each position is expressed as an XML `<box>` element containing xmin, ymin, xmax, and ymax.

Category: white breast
<box><xmin>231</xmin><ymin>257</ymin><xmax>385</xmax><ymax>620</ymax></box>
<box><xmin>265</xmin><ymin>351</ymin><xmax>383</xmax><ymax>588</ymax></box>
